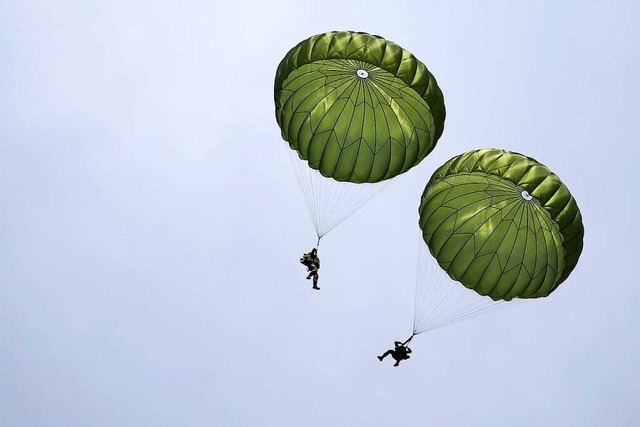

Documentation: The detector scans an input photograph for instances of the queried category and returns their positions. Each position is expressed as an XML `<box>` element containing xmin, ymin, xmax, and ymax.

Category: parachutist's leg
<box><xmin>312</xmin><ymin>273</ymin><xmax>319</xmax><ymax>290</ymax></box>
<box><xmin>378</xmin><ymin>350</ymin><xmax>393</xmax><ymax>361</ymax></box>
<box><xmin>393</xmin><ymin>360</ymin><xmax>400</xmax><ymax>367</ymax></box>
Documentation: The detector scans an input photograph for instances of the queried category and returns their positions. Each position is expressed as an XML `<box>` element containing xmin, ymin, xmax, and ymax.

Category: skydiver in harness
<box><xmin>300</xmin><ymin>248</ymin><xmax>320</xmax><ymax>290</ymax></box>
<box><xmin>378</xmin><ymin>336</ymin><xmax>413</xmax><ymax>367</ymax></box>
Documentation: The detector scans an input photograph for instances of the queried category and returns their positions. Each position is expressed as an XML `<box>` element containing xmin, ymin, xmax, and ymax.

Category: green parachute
<box><xmin>275</xmin><ymin>31</ymin><xmax>445</xmax><ymax>238</ymax></box>
<box><xmin>275</xmin><ymin>30</ymin><xmax>445</xmax><ymax>184</ymax></box>
<box><xmin>418</xmin><ymin>148</ymin><xmax>584</xmax><ymax>302</ymax></box>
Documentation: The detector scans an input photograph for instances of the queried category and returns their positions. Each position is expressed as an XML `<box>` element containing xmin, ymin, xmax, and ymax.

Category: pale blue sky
<box><xmin>1</xmin><ymin>1</ymin><xmax>639</xmax><ymax>426</ymax></box>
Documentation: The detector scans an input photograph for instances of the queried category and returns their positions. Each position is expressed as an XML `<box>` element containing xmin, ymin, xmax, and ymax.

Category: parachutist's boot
<box><xmin>377</xmin><ymin>355</ymin><xmax>383</xmax><ymax>361</ymax></box>
<box><xmin>313</xmin><ymin>285</ymin><xmax>320</xmax><ymax>290</ymax></box>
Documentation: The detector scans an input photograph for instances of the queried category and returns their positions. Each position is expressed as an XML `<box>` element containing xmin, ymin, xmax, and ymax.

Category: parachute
<box><xmin>412</xmin><ymin>148</ymin><xmax>584</xmax><ymax>333</ymax></box>
<box><xmin>274</xmin><ymin>30</ymin><xmax>445</xmax><ymax>239</ymax></box>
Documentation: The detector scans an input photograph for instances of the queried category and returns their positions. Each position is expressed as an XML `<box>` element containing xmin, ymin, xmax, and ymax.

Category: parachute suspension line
<box><xmin>402</xmin><ymin>335</ymin><xmax>414</xmax><ymax>346</ymax></box>
<box><xmin>287</xmin><ymin>149</ymin><xmax>393</xmax><ymax>238</ymax></box>
<box><xmin>412</xmin><ymin>232</ymin><xmax>521</xmax><ymax>335</ymax></box>
<box><xmin>287</xmin><ymin>148</ymin><xmax>320</xmax><ymax>235</ymax></box>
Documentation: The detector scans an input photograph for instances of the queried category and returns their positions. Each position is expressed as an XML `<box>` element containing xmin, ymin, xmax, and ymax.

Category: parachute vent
<box><xmin>356</xmin><ymin>69</ymin><xmax>369</xmax><ymax>79</ymax></box>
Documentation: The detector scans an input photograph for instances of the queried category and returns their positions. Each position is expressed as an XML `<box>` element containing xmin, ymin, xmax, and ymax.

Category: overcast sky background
<box><xmin>1</xmin><ymin>1</ymin><xmax>639</xmax><ymax>426</ymax></box>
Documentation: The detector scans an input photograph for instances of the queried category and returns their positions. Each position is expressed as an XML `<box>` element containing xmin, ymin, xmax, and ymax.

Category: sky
<box><xmin>1</xmin><ymin>1</ymin><xmax>639</xmax><ymax>426</ymax></box>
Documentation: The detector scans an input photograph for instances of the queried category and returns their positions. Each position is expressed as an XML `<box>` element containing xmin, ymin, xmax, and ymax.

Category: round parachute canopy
<box><xmin>418</xmin><ymin>149</ymin><xmax>584</xmax><ymax>301</ymax></box>
<box><xmin>274</xmin><ymin>30</ymin><xmax>446</xmax><ymax>183</ymax></box>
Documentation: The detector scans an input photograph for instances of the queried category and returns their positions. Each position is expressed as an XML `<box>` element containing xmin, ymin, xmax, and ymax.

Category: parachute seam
<box><xmin>456</xmin><ymin>196</ymin><xmax>524</xmax><ymax>296</ymax></box>
<box><xmin>484</xmin><ymin>196</ymin><xmax>528</xmax><ymax>299</ymax></box>
<box><xmin>318</xmin><ymin>75</ymin><xmax>361</xmax><ymax>178</ymax></box>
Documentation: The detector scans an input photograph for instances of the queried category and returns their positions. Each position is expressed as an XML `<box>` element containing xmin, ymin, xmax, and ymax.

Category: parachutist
<box><xmin>300</xmin><ymin>248</ymin><xmax>320</xmax><ymax>290</ymax></box>
<box><xmin>378</xmin><ymin>340</ymin><xmax>412</xmax><ymax>367</ymax></box>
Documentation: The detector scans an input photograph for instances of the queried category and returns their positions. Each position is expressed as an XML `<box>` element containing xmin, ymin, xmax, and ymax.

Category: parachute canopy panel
<box><xmin>419</xmin><ymin>149</ymin><xmax>584</xmax><ymax>301</ymax></box>
<box><xmin>274</xmin><ymin>31</ymin><xmax>446</xmax><ymax>183</ymax></box>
